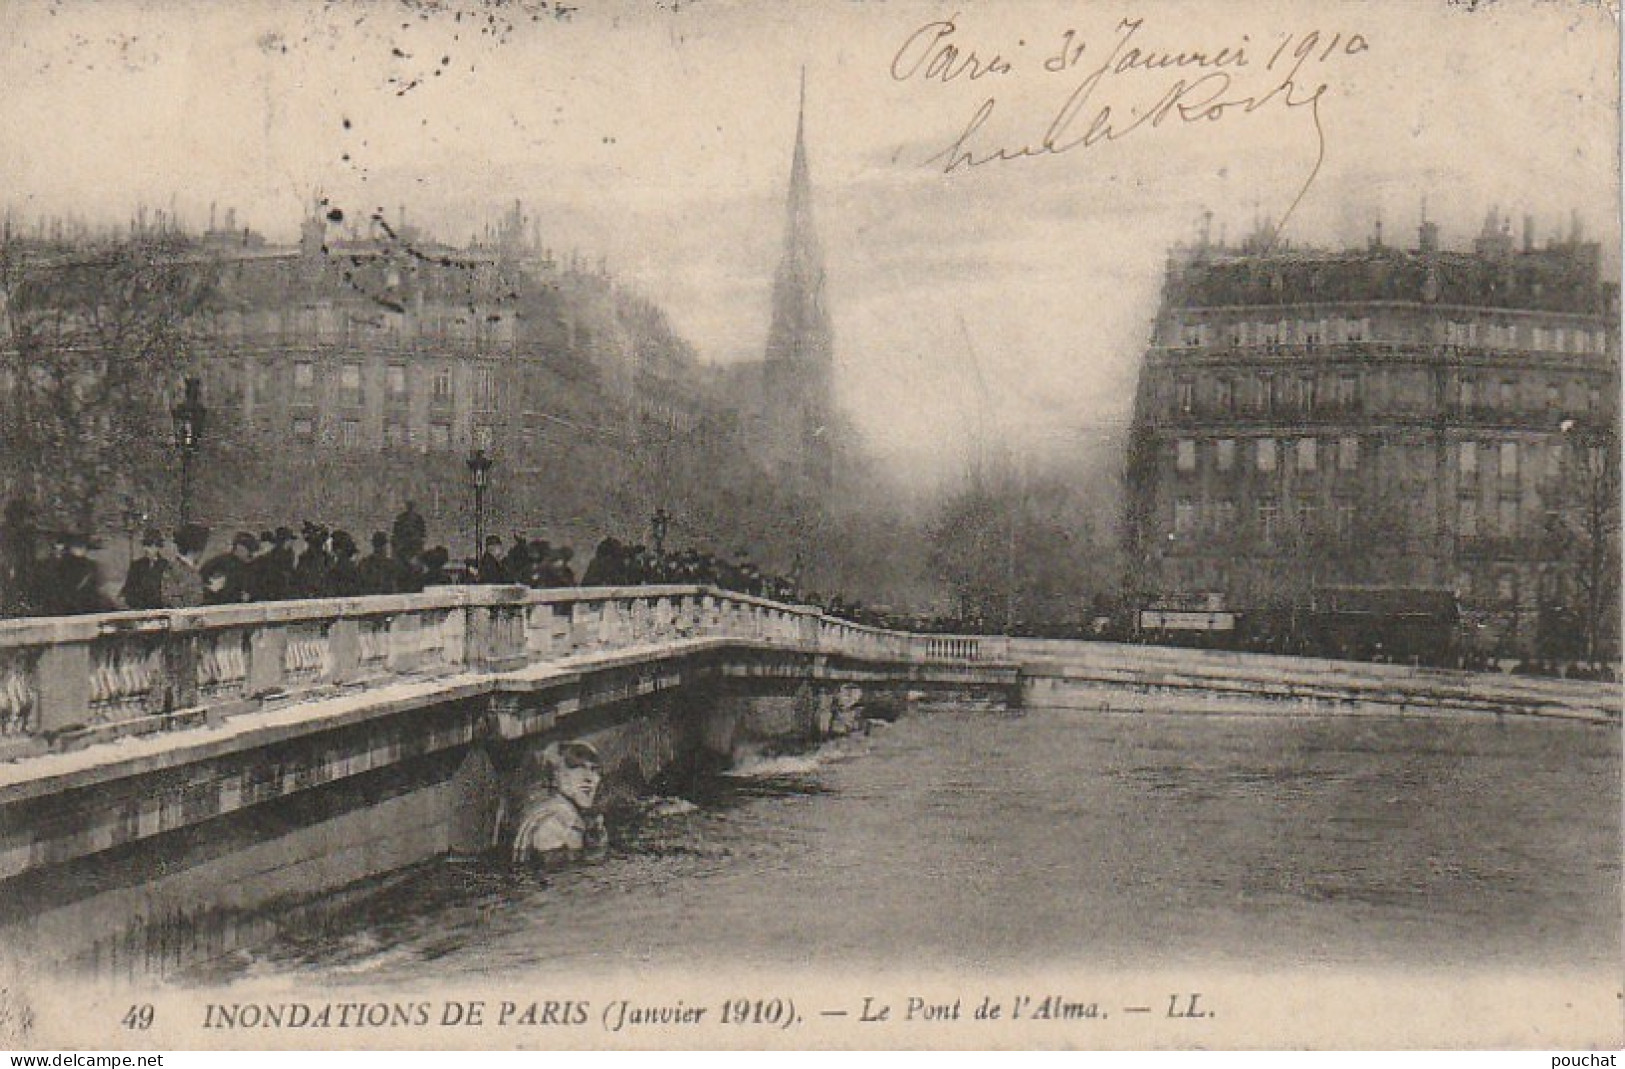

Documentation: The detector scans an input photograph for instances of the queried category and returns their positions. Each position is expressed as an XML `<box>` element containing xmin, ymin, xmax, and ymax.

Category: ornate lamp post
<box><xmin>170</xmin><ymin>377</ymin><xmax>206</xmax><ymax>527</ymax></box>
<box><xmin>650</xmin><ymin>507</ymin><xmax>671</xmax><ymax>557</ymax></box>
<box><xmin>120</xmin><ymin>495</ymin><xmax>147</xmax><ymax>563</ymax></box>
<box><xmin>466</xmin><ymin>448</ymin><xmax>494</xmax><ymax>562</ymax></box>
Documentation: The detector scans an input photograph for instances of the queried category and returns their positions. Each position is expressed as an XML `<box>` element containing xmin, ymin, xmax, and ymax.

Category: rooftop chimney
<box><xmin>1523</xmin><ymin>214</ymin><xmax>1534</xmax><ymax>252</ymax></box>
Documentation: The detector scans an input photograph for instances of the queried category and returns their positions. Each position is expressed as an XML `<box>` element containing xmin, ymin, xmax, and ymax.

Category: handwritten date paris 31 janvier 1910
<box><xmin>889</xmin><ymin>15</ymin><xmax>1369</xmax><ymax>176</ymax></box>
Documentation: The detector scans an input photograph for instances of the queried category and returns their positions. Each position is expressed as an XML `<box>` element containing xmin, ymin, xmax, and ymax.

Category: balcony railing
<box><xmin>0</xmin><ymin>585</ymin><xmax>1008</xmax><ymax>757</ymax></box>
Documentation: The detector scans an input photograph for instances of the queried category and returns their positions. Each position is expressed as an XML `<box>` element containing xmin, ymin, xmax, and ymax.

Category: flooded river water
<box><xmin>236</xmin><ymin>705</ymin><xmax>1620</xmax><ymax>982</ymax></box>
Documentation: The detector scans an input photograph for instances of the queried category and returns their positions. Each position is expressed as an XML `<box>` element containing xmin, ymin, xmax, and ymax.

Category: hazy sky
<box><xmin>1</xmin><ymin>0</ymin><xmax>1617</xmax><ymax>485</ymax></box>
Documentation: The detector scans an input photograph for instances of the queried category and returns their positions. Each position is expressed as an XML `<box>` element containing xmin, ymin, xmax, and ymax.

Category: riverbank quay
<box><xmin>1012</xmin><ymin>639</ymin><xmax>1621</xmax><ymax>724</ymax></box>
<box><xmin>0</xmin><ymin>585</ymin><xmax>1016</xmax><ymax>977</ymax></box>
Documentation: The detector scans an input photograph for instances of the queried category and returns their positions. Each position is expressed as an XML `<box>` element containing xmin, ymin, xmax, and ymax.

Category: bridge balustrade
<box><xmin>0</xmin><ymin>585</ymin><xmax>1002</xmax><ymax>758</ymax></box>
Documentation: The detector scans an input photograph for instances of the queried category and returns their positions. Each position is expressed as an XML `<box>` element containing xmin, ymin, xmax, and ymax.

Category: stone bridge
<box><xmin>0</xmin><ymin>584</ymin><xmax>1017</xmax><ymax>977</ymax></box>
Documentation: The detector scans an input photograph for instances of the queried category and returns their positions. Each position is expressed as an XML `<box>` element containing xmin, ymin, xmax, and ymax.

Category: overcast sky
<box><xmin>1</xmin><ymin>0</ymin><xmax>1617</xmax><ymax>486</ymax></box>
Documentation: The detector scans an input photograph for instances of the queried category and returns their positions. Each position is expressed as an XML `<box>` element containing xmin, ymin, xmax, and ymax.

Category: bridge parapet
<box><xmin>0</xmin><ymin>585</ymin><xmax>999</xmax><ymax>759</ymax></box>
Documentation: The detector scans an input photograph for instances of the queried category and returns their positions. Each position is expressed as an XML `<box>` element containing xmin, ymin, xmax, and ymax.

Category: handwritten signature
<box><xmin>892</xmin><ymin>16</ymin><xmax>1368</xmax><ymax>240</ymax></box>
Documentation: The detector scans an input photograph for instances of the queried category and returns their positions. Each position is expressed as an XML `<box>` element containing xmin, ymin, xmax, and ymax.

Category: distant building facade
<box><xmin>1125</xmin><ymin>212</ymin><xmax>1621</xmax><ymax>660</ymax></box>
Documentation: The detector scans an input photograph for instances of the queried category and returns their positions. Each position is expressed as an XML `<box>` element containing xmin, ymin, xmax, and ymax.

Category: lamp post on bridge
<box><xmin>650</xmin><ymin>507</ymin><xmax>671</xmax><ymax>557</ymax></box>
<box><xmin>169</xmin><ymin>377</ymin><xmax>206</xmax><ymax>527</ymax></box>
<box><xmin>466</xmin><ymin>447</ymin><xmax>495</xmax><ymax>563</ymax></box>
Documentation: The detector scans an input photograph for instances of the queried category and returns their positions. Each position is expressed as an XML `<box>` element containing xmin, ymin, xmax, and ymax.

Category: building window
<box><xmin>1257</xmin><ymin>438</ymin><xmax>1277</xmax><ymax>473</ymax></box>
<box><xmin>429</xmin><ymin>422</ymin><xmax>451</xmax><ymax>450</ymax></box>
<box><xmin>473</xmin><ymin>424</ymin><xmax>494</xmax><ymax>451</ymax></box>
<box><xmin>1182</xmin><ymin>322</ymin><xmax>1206</xmax><ymax>347</ymax></box>
<box><xmin>1499</xmin><ymin>441</ymin><xmax>1518</xmax><ymax>479</ymax></box>
<box><xmin>1459</xmin><ymin>442</ymin><xmax>1477</xmax><ymax>477</ymax></box>
<box><xmin>340</xmin><ymin>362</ymin><xmax>363</xmax><ymax>405</ymax></box>
<box><xmin>1498</xmin><ymin>497</ymin><xmax>1518</xmax><ymax>536</ymax></box>
<box><xmin>1336</xmin><ymin>374</ymin><xmax>1358</xmax><ymax>409</ymax></box>
<box><xmin>1174</xmin><ymin>499</ymin><xmax>1196</xmax><ymax>537</ymax></box>
<box><xmin>1588</xmin><ymin>385</ymin><xmax>1601</xmax><ymax>412</ymax></box>
<box><xmin>1499</xmin><ymin>380</ymin><xmax>1516</xmax><ymax>409</ymax></box>
<box><xmin>475</xmin><ymin>366</ymin><xmax>497</xmax><ymax>411</ymax></box>
<box><xmin>1215</xmin><ymin>378</ymin><xmax>1234</xmax><ymax>412</ymax></box>
<box><xmin>1338</xmin><ymin>436</ymin><xmax>1359</xmax><ymax>471</ymax></box>
<box><xmin>1176</xmin><ymin>378</ymin><xmax>1195</xmax><ymax>414</ymax></box>
<box><xmin>1214</xmin><ymin>499</ymin><xmax>1236</xmax><ymax>532</ymax></box>
<box><xmin>1216</xmin><ymin>438</ymin><xmax>1236</xmax><ymax>472</ymax></box>
<box><xmin>292</xmin><ymin>416</ymin><xmax>315</xmax><ymax>443</ymax></box>
<box><xmin>1257</xmin><ymin>501</ymin><xmax>1279</xmax><ymax>544</ymax></box>
<box><xmin>293</xmin><ymin>361</ymin><xmax>315</xmax><ymax>394</ymax></box>
<box><xmin>1545</xmin><ymin>443</ymin><xmax>1563</xmax><ymax>479</ymax></box>
<box><xmin>1497</xmin><ymin>572</ymin><xmax>1517</xmax><ymax>604</ymax></box>
<box><xmin>1298</xmin><ymin>375</ymin><xmax>1317</xmax><ymax>411</ymax></box>
<box><xmin>384</xmin><ymin>421</ymin><xmax>409</xmax><ymax>448</ymax></box>
<box><xmin>256</xmin><ymin>361</ymin><xmax>276</xmax><ymax>397</ymax></box>
<box><xmin>386</xmin><ymin>364</ymin><xmax>408</xmax><ymax>400</ymax></box>
<box><xmin>1458</xmin><ymin>378</ymin><xmax>1475</xmax><ymax>408</ymax></box>
<box><xmin>1335</xmin><ymin>499</ymin><xmax>1355</xmax><ymax>535</ymax></box>
<box><xmin>1296</xmin><ymin>498</ymin><xmax>1319</xmax><ymax>534</ymax></box>
<box><xmin>1546</xmin><ymin>382</ymin><xmax>1561</xmax><ymax>410</ymax></box>
<box><xmin>1458</xmin><ymin>497</ymin><xmax>1478</xmax><ymax>537</ymax></box>
<box><xmin>340</xmin><ymin>419</ymin><xmax>361</xmax><ymax>448</ymax></box>
<box><xmin>1296</xmin><ymin>438</ymin><xmax>1318</xmax><ymax>473</ymax></box>
<box><xmin>432</xmin><ymin>368</ymin><xmax>452</xmax><ymax>403</ymax></box>
<box><xmin>1176</xmin><ymin>439</ymin><xmax>1197</xmax><ymax>472</ymax></box>
<box><xmin>1258</xmin><ymin>374</ymin><xmax>1277</xmax><ymax>412</ymax></box>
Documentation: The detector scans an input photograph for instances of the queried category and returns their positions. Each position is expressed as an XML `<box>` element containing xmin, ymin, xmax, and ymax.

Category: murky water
<box><xmin>234</xmin><ymin>706</ymin><xmax>1621</xmax><ymax>982</ymax></box>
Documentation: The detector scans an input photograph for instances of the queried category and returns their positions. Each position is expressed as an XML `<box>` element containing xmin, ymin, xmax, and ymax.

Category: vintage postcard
<box><xmin>0</xmin><ymin>0</ymin><xmax>1618</xmax><ymax>1052</ymax></box>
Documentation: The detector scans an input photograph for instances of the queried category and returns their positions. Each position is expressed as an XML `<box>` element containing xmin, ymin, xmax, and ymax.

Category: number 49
<box><xmin>122</xmin><ymin>1004</ymin><xmax>154</xmax><ymax>1030</ymax></box>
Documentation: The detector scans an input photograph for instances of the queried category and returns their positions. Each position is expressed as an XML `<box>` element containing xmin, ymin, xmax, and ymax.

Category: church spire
<box><xmin>762</xmin><ymin>69</ymin><xmax>836</xmax><ymax>484</ymax></box>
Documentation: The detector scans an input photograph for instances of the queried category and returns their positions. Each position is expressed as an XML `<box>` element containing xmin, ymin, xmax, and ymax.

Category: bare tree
<box><xmin>0</xmin><ymin>234</ymin><xmax>213</xmax><ymax>533</ymax></box>
<box><xmin>1542</xmin><ymin>419</ymin><xmax>1621</xmax><ymax>665</ymax></box>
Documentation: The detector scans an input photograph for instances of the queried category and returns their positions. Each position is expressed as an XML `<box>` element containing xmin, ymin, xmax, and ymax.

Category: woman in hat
<box><xmin>510</xmin><ymin>740</ymin><xmax>606</xmax><ymax>867</ymax></box>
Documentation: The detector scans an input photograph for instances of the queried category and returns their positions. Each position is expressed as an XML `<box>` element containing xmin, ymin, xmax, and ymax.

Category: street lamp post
<box><xmin>170</xmin><ymin>377</ymin><xmax>206</xmax><ymax>527</ymax></box>
<box><xmin>650</xmin><ymin>507</ymin><xmax>671</xmax><ymax>557</ymax></box>
<box><xmin>120</xmin><ymin>495</ymin><xmax>147</xmax><ymax>563</ymax></box>
<box><xmin>466</xmin><ymin>448</ymin><xmax>494</xmax><ymax>563</ymax></box>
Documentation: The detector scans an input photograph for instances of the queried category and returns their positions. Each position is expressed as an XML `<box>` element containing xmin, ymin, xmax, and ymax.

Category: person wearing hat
<box><xmin>293</xmin><ymin>522</ymin><xmax>332</xmax><ymax>598</ymax></box>
<box><xmin>358</xmin><ymin>530</ymin><xmax>399</xmax><ymax>595</ymax></box>
<box><xmin>509</xmin><ymin>740</ymin><xmax>606</xmax><ymax>867</ymax></box>
<box><xmin>253</xmin><ymin>526</ymin><xmax>297</xmax><ymax>603</ymax></box>
<box><xmin>325</xmin><ymin>529</ymin><xmax>362</xmax><ymax>597</ymax></box>
<box><xmin>120</xmin><ymin>529</ymin><xmax>171</xmax><ymax>610</ymax></box>
<box><xmin>164</xmin><ymin>524</ymin><xmax>210</xmax><ymax>607</ymax></box>
<box><xmin>200</xmin><ymin>531</ymin><xmax>257</xmax><ymax>605</ymax></box>
<box><xmin>477</xmin><ymin>534</ymin><xmax>506</xmax><ymax>585</ymax></box>
<box><xmin>55</xmin><ymin>533</ymin><xmax>113</xmax><ymax>615</ymax></box>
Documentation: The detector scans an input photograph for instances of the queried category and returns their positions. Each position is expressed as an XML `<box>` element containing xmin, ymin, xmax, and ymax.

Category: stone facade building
<box><xmin>1125</xmin><ymin>213</ymin><xmax>1620</xmax><ymax>659</ymax></box>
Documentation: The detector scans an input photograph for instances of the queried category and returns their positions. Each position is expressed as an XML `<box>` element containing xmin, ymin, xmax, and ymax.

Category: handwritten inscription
<box><xmin>891</xmin><ymin>14</ymin><xmax>1369</xmax><ymax>238</ymax></box>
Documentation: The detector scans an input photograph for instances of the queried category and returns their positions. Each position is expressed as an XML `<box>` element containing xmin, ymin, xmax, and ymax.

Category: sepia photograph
<box><xmin>0</xmin><ymin>0</ymin><xmax>1618</xmax><ymax>1052</ymax></box>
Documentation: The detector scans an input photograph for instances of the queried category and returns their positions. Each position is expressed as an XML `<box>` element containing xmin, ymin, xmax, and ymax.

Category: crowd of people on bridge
<box><xmin>0</xmin><ymin>498</ymin><xmax>821</xmax><ymax>619</ymax></box>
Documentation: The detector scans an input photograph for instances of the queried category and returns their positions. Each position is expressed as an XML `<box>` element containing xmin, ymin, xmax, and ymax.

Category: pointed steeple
<box><xmin>762</xmin><ymin>68</ymin><xmax>836</xmax><ymax>484</ymax></box>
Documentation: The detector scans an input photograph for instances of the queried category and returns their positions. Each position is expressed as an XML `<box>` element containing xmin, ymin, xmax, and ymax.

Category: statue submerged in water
<box><xmin>508</xmin><ymin>740</ymin><xmax>607</xmax><ymax>867</ymax></box>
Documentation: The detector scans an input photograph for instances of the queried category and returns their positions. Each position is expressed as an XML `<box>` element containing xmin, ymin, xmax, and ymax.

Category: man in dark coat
<box><xmin>253</xmin><ymin>526</ymin><xmax>297</xmax><ymax>603</ymax></box>
<box><xmin>1</xmin><ymin>497</ymin><xmax>40</xmax><ymax>617</ymax></box>
<box><xmin>120</xmin><ymin>528</ymin><xmax>170</xmax><ymax>610</ymax></box>
<box><xmin>505</xmin><ymin>534</ymin><xmax>533</xmax><ymax>587</ymax></box>
<box><xmin>325</xmin><ymin>530</ymin><xmax>363</xmax><ymax>597</ymax></box>
<box><xmin>477</xmin><ymin>535</ymin><xmax>507</xmax><ymax>584</ymax></box>
<box><xmin>391</xmin><ymin>501</ymin><xmax>427</xmax><ymax>566</ymax></box>
<box><xmin>201</xmin><ymin>532</ymin><xmax>258</xmax><ymax>605</ymax></box>
<box><xmin>57</xmin><ymin>534</ymin><xmax>113</xmax><ymax>614</ymax></box>
<box><xmin>357</xmin><ymin>531</ymin><xmax>399</xmax><ymax>595</ymax></box>
<box><xmin>293</xmin><ymin>523</ymin><xmax>331</xmax><ymax>597</ymax></box>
